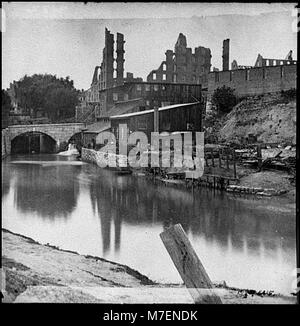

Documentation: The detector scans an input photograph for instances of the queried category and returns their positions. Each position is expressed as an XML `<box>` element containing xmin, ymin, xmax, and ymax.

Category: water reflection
<box><xmin>2</xmin><ymin>155</ymin><xmax>296</xmax><ymax>293</ymax></box>
<box><xmin>85</xmin><ymin>166</ymin><xmax>295</xmax><ymax>260</ymax></box>
<box><xmin>1</xmin><ymin>166</ymin><xmax>11</xmax><ymax>199</ymax></box>
<box><xmin>3</xmin><ymin>155</ymin><xmax>80</xmax><ymax>219</ymax></box>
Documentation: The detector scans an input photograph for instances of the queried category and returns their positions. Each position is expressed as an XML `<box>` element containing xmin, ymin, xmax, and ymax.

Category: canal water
<box><xmin>2</xmin><ymin>154</ymin><xmax>296</xmax><ymax>294</ymax></box>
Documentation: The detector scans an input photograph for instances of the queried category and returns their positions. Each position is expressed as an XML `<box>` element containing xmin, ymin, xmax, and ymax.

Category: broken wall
<box><xmin>147</xmin><ymin>33</ymin><xmax>211</xmax><ymax>87</ymax></box>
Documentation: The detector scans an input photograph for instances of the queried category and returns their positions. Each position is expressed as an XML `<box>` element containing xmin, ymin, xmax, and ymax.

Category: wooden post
<box><xmin>211</xmin><ymin>148</ymin><xmax>215</xmax><ymax>167</ymax></box>
<box><xmin>257</xmin><ymin>144</ymin><xmax>262</xmax><ymax>171</ymax></box>
<box><xmin>226</xmin><ymin>153</ymin><xmax>229</xmax><ymax>170</ymax></box>
<box><xmin>153</xmin><ymin>107</ymin><xmax>159</xmax><ymax>132</ymax></box>
<box><xmin>219</xmin><ymin>149</ymin><xmax>222</xmax><ymax>168</ymax></box>
<box><xmin>160</xmin><ymin>224</ymin><xmax>222</xmax><ymax>304</ymax></box>
<box><xmin>233</xmin><ymin>150</ymin><xmax>237</xmax><ymax>179</ymax></box>
<box><xmin>205</xmin><ymin>156</ymin><xmax>209</xmax><ymax>167</ymax></box>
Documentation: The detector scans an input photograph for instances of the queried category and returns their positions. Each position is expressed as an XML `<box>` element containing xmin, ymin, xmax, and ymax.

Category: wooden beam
<box><xmin>257</xmin><ymin>144</ymin><xmax>262</xmax><ymax>171</ymax></box>
<box><xmin>160</xmin><ymin>224</ymin><xmax>222</xmax><ymax>304</ymax></box>
<box><xmin>233</xmin><ymin>150</ymin><xmax>237</xmax><ymax>179</ymax></box>
<box><xmin>211</xmin><ymin>148</ymin><xmax>215</xmax><ymax>167</ymax></box>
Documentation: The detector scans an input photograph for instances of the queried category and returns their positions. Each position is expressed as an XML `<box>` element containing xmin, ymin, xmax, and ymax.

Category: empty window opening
<box><xmin>280</xmin><ymin>66</ymin><xmax>284</xmax><ymax>78</ymax></box>
<box><xmin>113</xmin><ymin>93</ymin><xmax>118</xmax><ymax>101</ymax></box>
<box><xmin>266</xmin><ymin>60</ymin><xmax>269</xmax><ymax>66</ymax></box>
<box><xmin>215</xmin><ymin>73</ymin><xmax>219</xmax><ymax>82</ymax></box>
<box><xmin>153</xmin><ymin>72</ymin><xmax>157</xmax><ymax>80</ymax></box>
<box><xmin>162</xmin><ymin>63</ymin><xmax>167</xmax><ymax>71</ymax></box>
<box><xmin>246</xmin><ymin>70</ymin><xmax>250</xmax><ymax>81</ymax></box>
<box><xmin>162</xmin><ymin>74</ymin><xmax>166</xmax><ymax>81</ymax></box>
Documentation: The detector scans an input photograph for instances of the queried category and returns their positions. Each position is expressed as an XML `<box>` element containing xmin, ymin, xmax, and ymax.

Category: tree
<box><xmin>211</xmin><ymin>86</ymin><xmax>238</xmax><ymax>114</ymax></box>
<box><xmin>2</xmin><ymin>90</ymin><xmax>13</xmax><ymax>129</ymax></box>
<box><xmin>11</xmin><ymin>74</ymin><xmax>79</xmax><ymax>122</ymax></box>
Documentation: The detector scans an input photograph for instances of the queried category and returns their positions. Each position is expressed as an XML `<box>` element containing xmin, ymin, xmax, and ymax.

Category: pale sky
<box><xmin>2</xmin><ymin>2</ymin><xmax>298</xmax><ymax>90</ymax></box>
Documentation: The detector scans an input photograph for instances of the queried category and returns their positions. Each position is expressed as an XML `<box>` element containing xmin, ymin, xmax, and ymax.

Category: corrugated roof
<box><xmin>110</xmin><ymin>102</ymin><xmax>200</xmax><ymax>119</ymax></box>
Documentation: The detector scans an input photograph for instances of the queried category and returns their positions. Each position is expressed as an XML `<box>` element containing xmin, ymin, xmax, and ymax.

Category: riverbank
<box><xmin>81</xmin><ymin>148</ymin><xmax>295</xmax><ymax>200</ymax></box>
<box><xmin>2</xmin><ymin>229</ymin><xmax>296</xmax><ymax>304</ymax></box>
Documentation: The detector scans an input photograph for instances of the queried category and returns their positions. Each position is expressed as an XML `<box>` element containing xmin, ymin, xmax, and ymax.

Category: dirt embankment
<box><xmin>2</xmin><ymin>229</ymin><xmax>296</xmax><ymax>304</ymax></box>
<box><xmin>218</xmin><ymin>93</ymin><xmax>296</xmax><ymax>144</ymax></box>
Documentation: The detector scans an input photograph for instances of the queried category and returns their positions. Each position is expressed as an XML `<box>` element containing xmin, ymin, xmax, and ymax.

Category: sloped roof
<box><xmin>110</xmin><ymin>102</ymin><xmax>200</xmax><ymax>119</ymax></box>
<box><xmin>104</xmin><ymin>98</ymin><xmax>144</xmax><ymax>118</ymax></box>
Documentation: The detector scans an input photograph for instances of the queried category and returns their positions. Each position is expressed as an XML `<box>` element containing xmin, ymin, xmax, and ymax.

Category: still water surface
<box><xmin>2</xmin><ymin>154</ymin><xmax>296</xmax><ymax>294</ymax></box>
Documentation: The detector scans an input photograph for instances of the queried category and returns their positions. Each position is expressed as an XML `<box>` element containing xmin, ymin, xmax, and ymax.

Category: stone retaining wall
<box><xmin>225</xmin><ymin>184</ymin><xmax>287</xmax><ymax>196</ymax></box>
<box><xmin>2</xmin><ymin>128</ymin><xmax>11</xmax><ymax>158</ymax></box>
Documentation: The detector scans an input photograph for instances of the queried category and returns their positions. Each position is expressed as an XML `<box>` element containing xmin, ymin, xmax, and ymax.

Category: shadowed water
<box><xmin>2</xmin><ymin>154</ymin><xmax>296</xmax><ymax>294</ymax></box>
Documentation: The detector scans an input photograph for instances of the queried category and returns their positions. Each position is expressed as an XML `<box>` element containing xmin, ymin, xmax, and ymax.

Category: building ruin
<box><xmin>207</xmin><ymin>40</ymin><xmax>297</xmax><ymax>99</ymax></box>
<box><xmin>222</xmin><ymin>39</ymin><xmax>230</xmax><ymax>71</ymax></box>
<box><xmin>146</xmin><ymin>33</ymin><xmax>211</xmax><ymax>86</ymax></box>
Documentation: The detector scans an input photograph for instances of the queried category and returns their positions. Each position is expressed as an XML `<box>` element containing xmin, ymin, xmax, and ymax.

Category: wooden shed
<box><xmin>110</xmin><ymin>102</ymin><xmax>202</xmax><ymax>141</ymax></box>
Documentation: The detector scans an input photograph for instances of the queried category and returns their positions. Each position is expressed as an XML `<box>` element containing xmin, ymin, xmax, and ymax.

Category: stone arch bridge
<box><xmin>3</xmin><ymin>123</ymin><xmax>86</xmax><ymax>155</ymax></box>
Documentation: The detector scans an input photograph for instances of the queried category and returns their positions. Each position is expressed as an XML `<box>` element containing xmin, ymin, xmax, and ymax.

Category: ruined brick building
<box><xmin>146</xmin><ymin>33</ymin><xmax>211</xmax><ymax>86</ymax></box>
<box><xmin>80</xmin><ymin>29</ymin><xmax>207</xmax><ymax>123</ymax></box>
<box><xmin>83</xmin><ymin>28</ymin><xmax>143</xmax><ymax>118</ymax></box>
<box><xmin>80</xmin><ymin>28</ymin><xmax>297</xmax><ymax>129</ymax></box>
<box><xmin>207</xmin><ymin>39</ymin><xmax>297</xmax><ymax>99</ymax></box>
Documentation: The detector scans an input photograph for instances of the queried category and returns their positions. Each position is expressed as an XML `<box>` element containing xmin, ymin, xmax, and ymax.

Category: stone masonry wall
<box><xmin>208</xmin><ymin>64</ymin><xmax>297</xmax><ymax>98</ymax></box>
<box><xmin>2</xmin><ymin>123</ymin><xmax>85</xmax><ymax>156</ymax></box>
<box><xmin>8</xmin><ymin>123</ymin><xmax>85</xmax><ymax>145</ymax></box>
<box><xmin>2</xmin><ymin>128</ymin><xmax>11</xmax><ymax>158</ymax></box>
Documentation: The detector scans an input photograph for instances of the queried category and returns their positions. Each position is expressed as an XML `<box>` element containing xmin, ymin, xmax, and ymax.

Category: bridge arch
<box><xmin>11</xmin><ymin>131</ymin><xmax>57</xmax><ymax>154</ymax></box>
<box><xmin>7</xmin><ymin>123</ymin><xmax>86</xmax><ymax>154</ymax></box>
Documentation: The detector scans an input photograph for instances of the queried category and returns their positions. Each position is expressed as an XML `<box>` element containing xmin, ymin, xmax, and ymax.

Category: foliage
<box><xmin>281</xmin><ymin>88</ymin><xmax>296</xmax><ymax>101</ymax></box>
<box><xmin>2</xmin><ymin>90</ymin><xmax>13</xmax><ymax>128</ymax></box>
<box><xmin>12</xmin><ymin>74</ymin><xmax>79</xmax><ymax>122</ymax></box>
<box><xmin>211</xmin><ymin>86</ymin><xmax>238</xmax><ymax>114</ymax></box>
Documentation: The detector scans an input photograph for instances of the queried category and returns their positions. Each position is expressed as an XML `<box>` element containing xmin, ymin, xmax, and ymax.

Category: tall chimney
<box><xmin>222</xmin><ymin>39</ymin><xmax>230</xmax><ymax>71</ymax></box>
<box><xmin>105</xmin><ymin>28</ymin><xmax>114</xmax><ymax>89</ymax></box>
<box><xmin>116</xmin><ymin>33</ymin><xmax>125</xmax><ymax>86</ymax></box>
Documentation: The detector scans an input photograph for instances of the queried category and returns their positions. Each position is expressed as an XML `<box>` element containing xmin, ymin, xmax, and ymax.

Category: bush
<box><xmin>281</xmin><ymin>88</ymin><xmax>296</xmax><ymax>101</ymax></box>
<box><xmin>211</xmin><ymin>86</ymin><xmax>238</xmax><ymax>114</ymax></box>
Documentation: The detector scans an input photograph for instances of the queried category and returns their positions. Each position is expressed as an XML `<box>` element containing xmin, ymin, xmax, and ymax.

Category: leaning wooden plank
<box><xmin>160</xmin><ymin>224</ymin><xmax>222</xmax><ymax>304</ymax></box>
